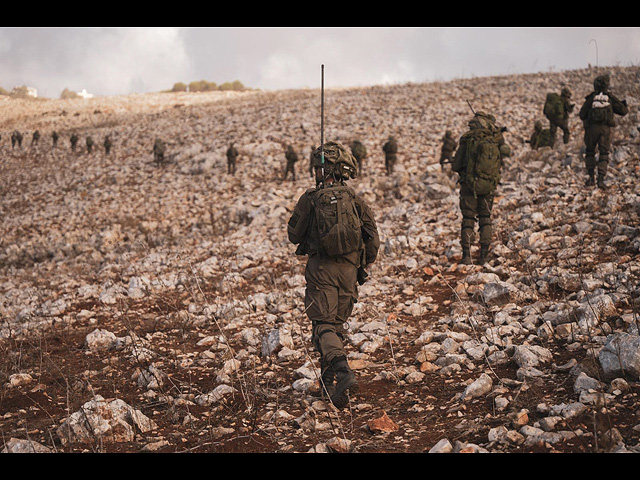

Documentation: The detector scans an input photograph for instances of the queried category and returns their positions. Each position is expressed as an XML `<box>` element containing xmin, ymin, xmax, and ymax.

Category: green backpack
<box><xmin>312</xmin><ymin>184</ymin><xmax>363</xmax><ymax>257</ymax></box>
<box><xmin>464</xmin><ymin>129</ymin><xmax>503</xmax><ymax>196</ymax></box>
<box><xmin>543</xmin><ymin>92</ymin><xmax>564</xmax><ymax>121</ymax></box>
<box><xmin>538</xmin><ymin>128</ymin><xmax>553</xmax><ymax>148</ymax></box>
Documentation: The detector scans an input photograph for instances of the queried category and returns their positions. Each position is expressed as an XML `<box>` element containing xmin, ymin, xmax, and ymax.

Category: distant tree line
<box><xmin>170</xmin><ymin>80</ymin><xmax>247</xmax><ymax>93</ymax></box>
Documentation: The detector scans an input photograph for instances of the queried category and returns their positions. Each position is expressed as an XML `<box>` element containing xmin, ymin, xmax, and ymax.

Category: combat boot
<box><xmin>585</xmin><ymin>172</ymin><xmax>595</xmax><ymax>186</ymax></box>
<box><xmin>461</xmin><ymin>247</ymin><xmax>472</xmax><ymax>265</ymax></box>
<box><xmin>329</xmin><ymin>356</ymin><xmax>358</xmax><ymax>409</ymax></box>
<box><xmin>478</xmin><ymin>244</ymin><xmax>490</xmax><ymax>265</ymax></box>
<box><xmin>319</xmin><ymin>359</ymin><xmax>336</xmax><ymax>398</ymax></box>
<box><xmin>597</xmin><ymin>175</ymin><xmax>608</xmax><ymax>190</ymax></box>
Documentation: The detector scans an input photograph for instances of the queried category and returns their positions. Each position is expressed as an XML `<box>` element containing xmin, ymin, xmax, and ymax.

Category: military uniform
<box><xmin>153</xmin><ymin>138</ymin><xmax>165</xmax><ymax>165</ymax></box>
<box><xmin>70</xmin><ymin>134</ymin><xmax>78</xmax><ymax>152</ymax></box>
<box><xmin>288</xmin><ymin>142</ymin><xmax>380</xmax><ymax>409</ymax></box>
<box><xmin>382</xmin><ymin>136</ymin><xmax>398</xmax><ymax>175</ymax></box>
<box><xmin>350</xmin><ymin>139</ymin><xmax>367</xmax><ymax>175</ymax></box>
<box><xmin>52</xmin><ymin>131</ymin><xmax>59</xmax><ymax>147</ymax></box>
<box><xmin>31</xmin><ymin>130</ymin><xmax>40</xmax><ymax>146</ymax></box>
<box><xmin>549</xmin><ymin>87</ymin><xmax>574</xmax><ymax>145</ymax></box>
<box><xmin>451</xmin><ymin>113</ymin><xmax>511</xmax><ymax>265</ymax></box>
<box><xmin>86</xmin><ymin>136</ymin><xmax>94</xmax><ymax>153</ymax></box>
<box><xmin>226</xmin><ymin>143</ymin><xmax>238</xmax><ymax>175</ymax></box>
<box><xmin>104</xmin><ymin>136</ymin><xmax>113</xmax><ymax>154</ymax></box>
<box><xmin>283</xmin><ymin>144</ymin><xmax>299</xmax><ymax>180</ymax></box>
<box><xmin>439</xmin><ymin>131</ymin><xmax>457</xmax><ymax>167</ymax></box>
<box><xmin>579</xmin><ymin>74</ymin><xmax>629</xmax><ymax>189</ymax></box>
<box><xmin>11</xmin><ymin>131</ymin><xmax>23</xmax><ymax>149</ymax></box>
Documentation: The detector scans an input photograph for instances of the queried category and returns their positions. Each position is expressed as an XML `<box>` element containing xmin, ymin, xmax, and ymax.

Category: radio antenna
<box><xmin>320</xmin><ymin>64</ymin><xmax>325</xmax><ymax>178</ymax></box>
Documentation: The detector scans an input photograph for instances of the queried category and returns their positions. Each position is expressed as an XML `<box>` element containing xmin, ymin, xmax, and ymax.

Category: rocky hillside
<box><xmin>1</xmin><ymin>66</ymin><xmax>640</xmax><ymax>453</ymax></box>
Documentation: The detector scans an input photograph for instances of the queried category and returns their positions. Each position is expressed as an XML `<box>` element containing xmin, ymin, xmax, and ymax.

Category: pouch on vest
<box><xmin>465</xmin><ymin>130</ymin><xmax>502</xmax><ymax>196</ymax></box>
<box><xmin>313</xmin><ymin>186</ymin><xmax>363</xmax><ymax>257</ymax></box>
<box><xmin>588</xmin><ymin>93</ymin><xmax>613</xmax><ymax>124</ymax></box>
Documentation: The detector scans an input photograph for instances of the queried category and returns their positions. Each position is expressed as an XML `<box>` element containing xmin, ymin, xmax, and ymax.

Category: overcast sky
<box><xmin>1</xmin><ymin>27</ymin><xmax>639</xmax><ymax>98</ymax></box>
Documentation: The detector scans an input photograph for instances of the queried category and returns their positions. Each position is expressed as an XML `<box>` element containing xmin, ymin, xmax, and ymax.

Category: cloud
<box><xmin>0</xmin><ymin>27</ymin><xmax>638</xmax><ymax>98</ymax></box>
<box><xmin>0</xmin><ymin>27</ymin><xmax>192</xmax><ymax>97</ymax></box>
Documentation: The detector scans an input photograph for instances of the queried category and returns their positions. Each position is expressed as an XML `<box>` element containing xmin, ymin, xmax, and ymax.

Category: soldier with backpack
<box><xmin>544</xmin><ymin>87</ymin><xmax>574</xmax><ymax>146</ymax></box>
<box><xmin>579</xmin><ymin>73</ymin><xmax>629</xmax><ymax>189</ymax></box>
<box><xmin>451</xmin><ymin>111</ymin><xmax>511</xmax><ymax>265</ymax></box>
<box><xmin>288</xmin><ymin>141</ymin><xmax>380</xmax><ymax>409</ymax></box>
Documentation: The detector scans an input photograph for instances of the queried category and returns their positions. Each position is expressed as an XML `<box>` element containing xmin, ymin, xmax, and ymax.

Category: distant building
<box><xmin>11</xmin><ymin>86</ymin><xmax>38</xmax><ymax>98</ymax></box>
<box><xmin>77</xmin><ymin>89</ymin><xmax>94</xmax><ymax>99</ymax></box>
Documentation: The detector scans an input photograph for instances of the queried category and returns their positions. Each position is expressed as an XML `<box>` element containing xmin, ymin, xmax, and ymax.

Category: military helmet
<box><xmin>469</xmin><ymin>111</ymin><xmax>495</xmax><ymax>130</ymax></box>
<box><xmin>313</xmin><ymin>141</ymin><xmax>358</xmax><ymax>180</ymax></box>
<box><xmin>561</xmin><ymin>87</ymin><xmax>572</xmax><ymax>97</ymax></box>
<box><xmin>594</xmin><ymin>74</ymin><xmax>610</xmax><ymax>92</ymax></box>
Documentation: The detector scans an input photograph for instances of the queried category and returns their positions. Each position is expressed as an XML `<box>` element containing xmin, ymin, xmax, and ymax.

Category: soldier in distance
<box><xmin>578</xmin><ymin>73</ymin><xmax>628</xmax><ymax>189</ymax></box>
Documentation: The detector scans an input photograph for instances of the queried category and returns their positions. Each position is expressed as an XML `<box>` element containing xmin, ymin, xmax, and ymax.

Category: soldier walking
<box><xmin>226</xmin><ymin>142</ymin><xmax>238</xmax><ymax>175</ymax></box>
<box><xmin>153</xmin><ymin>138</ymin><xmax>165</xmax><ymax>165</ymax></box>
<box><xmin>70</xmin><ymin>133</ymin><xmax>78</xmax><ymax>152</ymax></box>
<box><xmin>104</xmin><ymin>136</ymin><xmax>113</xmax><ymax>154</ymax></box>
<box><xmin>579</xmin><ymin>73</ymin><xmax>629</xmax><ymax>189</ymax></box>
<box><xmin>288</xmin><ymin>142</ymin><xmax>380</xmax><ymax>409</ymax></box>
<box><xmin>11</xmin><ymin>131</ymin><xmax>23</xmax><ymax>149</ymax></box>
<box><xmin>283</xmin><ymin>144</ymin><xmax>299</xmax><ymax>181</ymax></box>
<box><xmin>350</xmin><ymin>139</ymin><xmax>367</xmax><ymax>176</ymax></box>
<box><xmin>544</xmin><ymin>87</ymin><xmax>574</xmax><ymax>145</ymax></box>
<box><xmin>31</xmin><ymin>130</ymin><xmax>40</xmax><ymax>146</ymax></box>
<box><xmin>52</xmin><ymin>131</ymin><xmax>59</xmax><ymax>148</ymax></box>
<box><xmin>439</xmin><ymin>130</ymin><xmax>457</xmax><ymax>169</ymax></box>
<box><xmin>382</xmin><ymin>135</ymin><xmax>398</xmax><ymax>175</ymax></box>
<box><xmin>86</xmin><ymin>136</ymin><xmax>94</xmax><ymax>154</ymax></box>
<box><xmin>451</xmin><ymin>112</ymin><xmax>511</xmax><ymax>265</ymax></box>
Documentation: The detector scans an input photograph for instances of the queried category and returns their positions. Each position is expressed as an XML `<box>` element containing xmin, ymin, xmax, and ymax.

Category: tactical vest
<box><xmin>588</xmin><ymin>92</ymin><xmax>614</xmax><ymax>125</ymax></box>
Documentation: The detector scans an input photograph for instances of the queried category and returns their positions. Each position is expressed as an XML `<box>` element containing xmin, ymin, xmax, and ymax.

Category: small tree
<box><xmin>60</xmin><ymin>88</ymin><xmax>80</xmax><ymax>99</ymax></box>
<box><xmin>171</xmin><ymin>82</ymin><xmax>187</xmax><ymax>92</ymax></box>
<box><xmin>219</xmin><ymin>80</ymin><xmax>245</xmax><ymax>91</ymax></box>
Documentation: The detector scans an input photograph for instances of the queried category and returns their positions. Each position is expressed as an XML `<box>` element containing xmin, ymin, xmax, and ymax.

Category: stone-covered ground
<box><xmin>1</xmin><ymin>66</ymin><xmax>640</xmax><ymax>453</ymax></box>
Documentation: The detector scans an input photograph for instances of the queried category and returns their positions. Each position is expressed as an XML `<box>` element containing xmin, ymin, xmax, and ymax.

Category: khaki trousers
<box><xmin>304</xmin><ymin>254</ymin><xmax>358</xmax><ymax>364</ymax></box>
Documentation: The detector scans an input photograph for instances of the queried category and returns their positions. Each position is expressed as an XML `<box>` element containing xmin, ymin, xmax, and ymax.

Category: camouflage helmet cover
<box><xmin>313</xmin><ymin>141</ymin><xmax>358</xmax><ymax>179</ymax></box>
<box><xmin>468</xmin><ymin>111</ymin><xmax>495</xmax><ymax>130</ymax></box>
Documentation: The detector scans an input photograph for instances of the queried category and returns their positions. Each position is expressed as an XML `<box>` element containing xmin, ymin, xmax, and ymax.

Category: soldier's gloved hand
<box><xmin>357</xmin><ymin>267</ymin><xmax>369</xmax><ymax>286</ymax></box>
